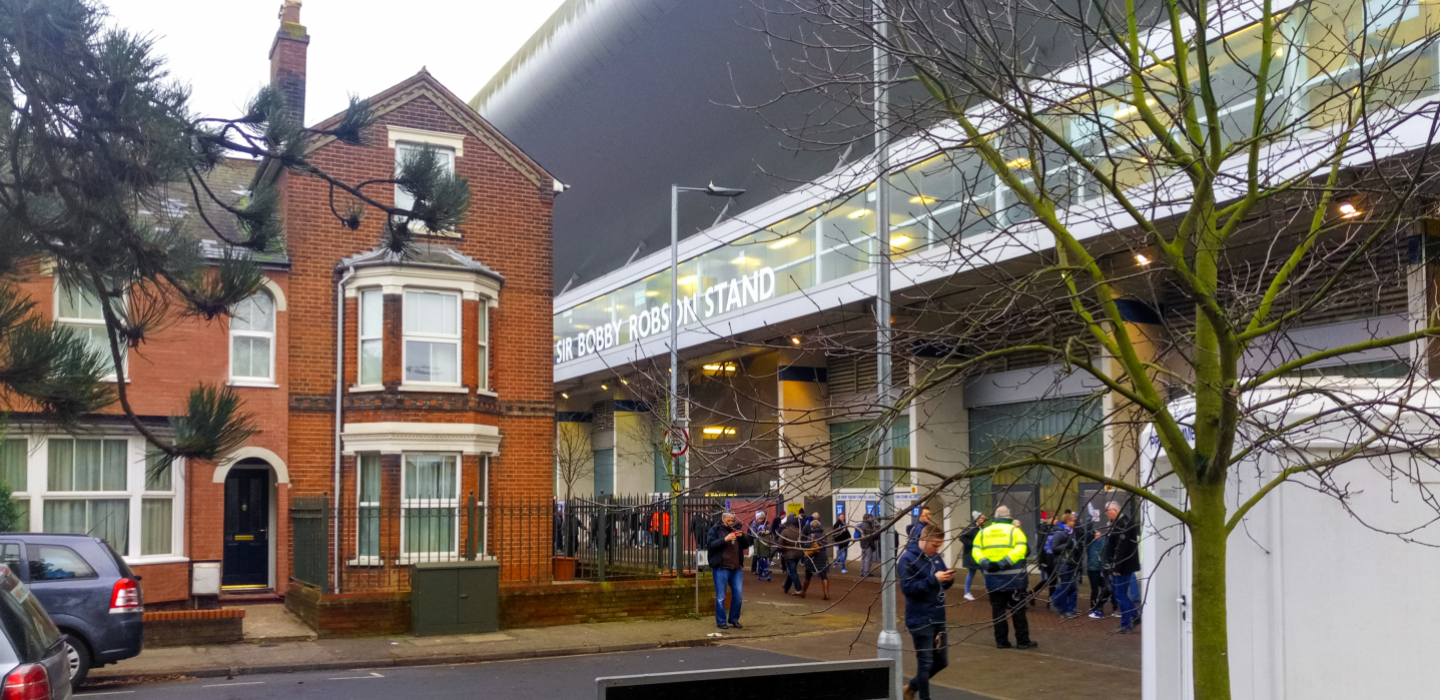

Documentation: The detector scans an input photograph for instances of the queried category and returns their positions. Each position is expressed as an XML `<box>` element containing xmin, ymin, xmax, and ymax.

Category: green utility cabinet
<box><xmin>410</xmin><ymin>560</ymin><xmax>500</xmax><ymax>636</ymax></box>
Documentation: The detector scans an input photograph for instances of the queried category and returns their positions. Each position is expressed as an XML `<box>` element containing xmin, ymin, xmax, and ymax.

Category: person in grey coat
<box><xmin>858</xmin><ymin>513</ymin><xmax>879</xmax><ymax>578</ymax></box>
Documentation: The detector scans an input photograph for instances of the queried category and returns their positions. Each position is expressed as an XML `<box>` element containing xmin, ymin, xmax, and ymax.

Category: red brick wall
<box><xmin>499</xmin><ymin>578</ymin><xmax>713</xmax><ymax>628</ymax></box>
<box><xmin>132</xmin><ymin>562</ymin><xmax>191</xmax><ymax>605</ymax></box>
<box><xmin>283</xmin><ymin>82</ymin><xmax>556</xmax><ymax>589</ymax></box>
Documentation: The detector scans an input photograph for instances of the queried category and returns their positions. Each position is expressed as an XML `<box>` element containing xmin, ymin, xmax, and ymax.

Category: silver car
<box><xmin>0</xmin><ymin>564</ymin><xmax>71</xmax><ymax>700</ymax></box>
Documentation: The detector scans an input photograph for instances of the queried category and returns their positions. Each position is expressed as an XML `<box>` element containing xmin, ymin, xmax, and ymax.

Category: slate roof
<box><xmin>147</xmin><ymin>157</ymin><xmax>289</xmax><ymax>266</ymax></box>
<box><xmin>339</xmin><ymin>242</ymin><xmax>504</xmax><ymax>283</ymax></box>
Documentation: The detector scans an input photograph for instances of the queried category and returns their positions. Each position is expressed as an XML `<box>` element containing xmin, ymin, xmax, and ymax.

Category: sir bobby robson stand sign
<box><xmin>554</xmin><ymin>267</ymin><xmax>777</xmax><ymax>365</ymax></box>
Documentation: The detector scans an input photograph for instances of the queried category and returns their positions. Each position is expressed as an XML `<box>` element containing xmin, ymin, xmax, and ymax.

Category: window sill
<box><xmin>475</xmin><ymin>389</ymin><xmax>497</xmax><ymax>398</ymax></box>
<box><xmin>398</xmin><ymin>384</ymin><xmax>468</xmax><ymax>394</ymax></box>
<box><xmin>346</xmin><ymin>556</ymin><xmax>382</xmax><ymax>567</ymax></box>
<box><xmin>228</xmin><ymin>379</ymin><xmax>279</xmax><ymax>389</ymax></box>
<box><xmin>395</xmin><ymin>553</ymin><xmax>493</xmax><ymax>565</ymax></box>
<box><xmin>349</xmin><ymin>384</ymin><xmax>386</xmax><ymax>393</ymax></box>
<box><xmin>121</xmin><ymin>555</ymin><xmax>190</xmax><ymax>566</ymax></box>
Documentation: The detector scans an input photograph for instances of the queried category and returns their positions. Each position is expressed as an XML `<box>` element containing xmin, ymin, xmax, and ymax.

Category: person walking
<box><xmin>1104</xmin><ymin>501</ymin><xmax>1141</xmax><ymax>633</ymax></box>
<box><xmin>748</xmin><ymin>511</ymin><xmax>767</xmax><ymax>575</ymax></box>
<box><xmin>1047</xmin><ymin>511</ymin><xmax>1081</xmax><ymax>618</ymax></box>
<box><xmin>779</xmin><ymin>516</ymin><xmax>805</xmax><ymax>595</ymax></box>
<box><xmin>753</xmin><ymin>520</ymin><xmax>773</xmax><ymax>581</ymax></box>
<box><xmin>858</xmin><ymin>513</ymin><xmax>879</xmax><ymax>578</ymax></box>
<box><xmin>800</xmin><ymin>520</ymin><xmax>831</xmax><ymax>599</ymax></box>
<box><xmin>1033</xmin><ymin>511</ymin><xmax>1055</xmax><ymax>607</ymax></box>
<box><xmin>906</xmin><ymin>506</ymin><xmax>933</xmax><ymax>547</ymax></box>
<box><xmin>973</xmin><ymin>505</ymin><xmax>1036</xmax><ymax>650</ymax></box>
<box><xmin>958</xmin><ymin>511</ymin><xmax>986</xmax><ymax>601</ymax></box>
<box><xmin>831</xmin><ymin>512</ymin><xmax>852</xmax><ymax>574</ymax></box>
<box><xmin>706</xmin><ymin>511</ymin><xmax>754</xmax><ymax>629</ymax></box>
<box><xmin>899</xmin><ymin>525</ymin><xmax>954</xmax><ymax>700</ymax></box>
<box><xmin>1084</xmin><ymin>512</ymin><xmax>1111</xmax><ymax>618</ymax></box>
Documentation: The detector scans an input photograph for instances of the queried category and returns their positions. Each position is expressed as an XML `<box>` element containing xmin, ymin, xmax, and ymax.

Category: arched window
<box><xmin>231</xmin><ymin>292</ymin><xmax>275</xmax><ymax>383</ymax></box>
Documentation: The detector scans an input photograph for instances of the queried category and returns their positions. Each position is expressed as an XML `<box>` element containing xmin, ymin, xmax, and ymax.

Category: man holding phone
<box><xmin>899</xmin><ymin>525</ymin><xmax>954</xmax><ymax>700</ymax></box>
<box><xmin>706</xmin><ymin>511</ymin><xmax>754</xmax><ymax>629</ymax></box>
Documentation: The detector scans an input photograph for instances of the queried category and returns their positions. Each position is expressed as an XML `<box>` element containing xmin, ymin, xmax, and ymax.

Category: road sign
<box><xmin>663</xmin><ymin>427</ymin><xmax>689</xmax><ymax>457</ymax></box>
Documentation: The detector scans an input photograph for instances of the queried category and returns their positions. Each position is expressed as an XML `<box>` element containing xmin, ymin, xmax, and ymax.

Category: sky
<box><xmin>101</xmin><ymin>0</ymin><xmax>569</xmax><ymax>124</ymax></box>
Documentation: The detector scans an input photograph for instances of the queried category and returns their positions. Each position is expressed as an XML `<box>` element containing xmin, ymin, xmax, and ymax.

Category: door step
<box><xmin>219</xmin><ymin>590</ymin><xmax>282</xmax><ymax>604</ymax></box>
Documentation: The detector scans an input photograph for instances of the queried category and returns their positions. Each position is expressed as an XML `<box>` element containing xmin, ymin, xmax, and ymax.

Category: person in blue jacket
<box><xmin>898</xmin><ymin>524</ymin><xmax>954</xmax><ymax>700</ymax></box>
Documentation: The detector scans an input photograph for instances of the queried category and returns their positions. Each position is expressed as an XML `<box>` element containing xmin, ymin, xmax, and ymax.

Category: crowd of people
<box><xmin>703</xmin><ymin>501</ymin><xmax>1143</xmax><ymax>700</ymax></box>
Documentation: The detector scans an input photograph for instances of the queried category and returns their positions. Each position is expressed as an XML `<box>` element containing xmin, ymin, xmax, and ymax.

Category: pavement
<box><xmin>91</xmin><ymin>573</ymin><xmax>1139</xmax><ymax>700</ymax></box>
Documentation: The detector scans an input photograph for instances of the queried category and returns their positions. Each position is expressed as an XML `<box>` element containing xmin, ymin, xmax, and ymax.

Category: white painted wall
<box><xmin>1142</xmin><ymin>388</ymin><xmax>1440</xmax><ymax>700</ymax></box>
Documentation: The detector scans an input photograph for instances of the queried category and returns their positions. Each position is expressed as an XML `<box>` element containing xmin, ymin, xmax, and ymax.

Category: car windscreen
<box><xmin>0</xmin><ymin>565</ymin><xmax>61</xmax><ymax>663</ymax></box>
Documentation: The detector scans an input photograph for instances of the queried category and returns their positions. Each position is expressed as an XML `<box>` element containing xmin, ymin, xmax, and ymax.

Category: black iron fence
<box><xmin>290</xmin><ymin>493</ymin><xmax>763</xmax><ymax>593</ymax></box>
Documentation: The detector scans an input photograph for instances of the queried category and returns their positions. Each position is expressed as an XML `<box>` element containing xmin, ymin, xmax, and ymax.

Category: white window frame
<box><xmin>54</xmin><ymin>280</ymin><xmax>126</xmax><ymax>381</ymax></box>
<box><xmin>394</xmin><ymin>141</ymin><xmax>458</xmax><ymax>237</ymax></box>
<box><xmin>10</xmin><ymin>434</ymin><xmax>186</xmax><ymax>564</ymax></box>
<box><xmin>228</xmin><ymin>291</ymin><xmax>277</xmax><ymax>387</ymax></box>
<box><xmin>402</xmin><ymin>289</ymin><xmax>463</xmax><ymax>387</ymax></box>
<box><xmin>357</xmin><ymin>289</ymin><xmax>385</xmax><ymax>390</ymax></box>
<box><xmin>398</xmin><ymin>452</ymin><xmax>460</xmax><ymax>563</ymax></box>
<box><xmin>477</xmin><ymin>302</ymin><xmax>490</xmax><ymax>393</ymax></box>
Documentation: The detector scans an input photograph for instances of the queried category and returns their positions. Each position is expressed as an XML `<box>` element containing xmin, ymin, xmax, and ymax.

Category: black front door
<box><xmin>223</xmin><ymin>469</ymin><xmax>270</xmax><ymax>588</ymax></box>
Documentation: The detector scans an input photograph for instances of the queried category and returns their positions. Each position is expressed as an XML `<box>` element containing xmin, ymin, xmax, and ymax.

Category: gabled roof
<box><xmin>152</xmin><ymin>157</ymin><xmax>290</xmax><ymax>266</ymax></box>
<box><xmin>308</xmin><ymin>69</ymin><xmax>555</xmax><ymax>190</ymax></box>
<box><xmin>339</xmin><ymin>242</ymin><xmax>504</xmax><ymax>284</ymax></box>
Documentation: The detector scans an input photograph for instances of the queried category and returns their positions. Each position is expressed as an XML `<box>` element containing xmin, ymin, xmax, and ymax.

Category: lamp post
<box><xmin>871</xmin><ymin>3</ymin><xmax>903</xmax><ymax>696</ymax></box>
<box><xmin>670</xmin><ymin>183</ymin><xmax>744</xmax><ymax>574</ymax></box>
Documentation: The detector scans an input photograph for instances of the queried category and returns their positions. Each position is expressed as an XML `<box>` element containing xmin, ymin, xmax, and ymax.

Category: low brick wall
<box><xmin>142</xmin><ymin>609</ymin><xmax>245</xmax><ymax>647</ymax></box>
<box><xmin>131</xmin><ymin>562</ymin><xmax>191</xmax><ymax>605</ymax></box>
<box><xmin>285</xmin><ymin>582</ymin><xmax>411</xmax><ymax>639</ymax></box>
<box><xmin>498</xmin><ymin>575</ymin><xmax>715</xmax><ymax>628</ymax></box>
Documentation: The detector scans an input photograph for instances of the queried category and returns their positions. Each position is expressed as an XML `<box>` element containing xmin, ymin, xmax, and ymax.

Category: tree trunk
<box><xmin>1189</xmin><ymin>484</ymin><xmax>1232</xmax><ymax>700</ymax></box>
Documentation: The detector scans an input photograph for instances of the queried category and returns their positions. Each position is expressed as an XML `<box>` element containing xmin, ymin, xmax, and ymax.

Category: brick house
<box><xmin>0</xmin><ymin>1</ymin><xmax>556</xmax><ymax>607</ymax></box>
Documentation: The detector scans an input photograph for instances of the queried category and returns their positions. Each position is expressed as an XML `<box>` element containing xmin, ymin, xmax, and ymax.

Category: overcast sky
<box><xmin>102</xmin><ymin>0</ymin><xmax>568</xmax><ymax>123</ymax></box>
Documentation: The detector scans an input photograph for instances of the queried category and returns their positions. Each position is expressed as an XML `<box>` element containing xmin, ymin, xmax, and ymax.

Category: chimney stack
<box><xmin>269</xmin><ymin>0</ymin><xmax>309</xmax><ymax>126</ymax></box>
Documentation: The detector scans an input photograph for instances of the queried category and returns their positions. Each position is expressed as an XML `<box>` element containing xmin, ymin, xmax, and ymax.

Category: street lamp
<box><xmin>670</xmin><ymin>182</ymin><xmax>744</xmax><ymax>574</ymax></box>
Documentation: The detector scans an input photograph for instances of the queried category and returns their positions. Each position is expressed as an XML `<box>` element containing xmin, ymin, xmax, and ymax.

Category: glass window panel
<box><xmin>403</xmin><ymin>507</ymin><xmax>456</xmax><ymax>554</ymax></box>
<box><xmin>404</xmin><ymin>454</ymin><xmax>457</xmax><ymax>500</ymax></box>
<box><xmin>43</xmin><ymin>500</ymin><xmax>128</xmax><ymax>554</ymax></box>
<box><xmin>404</xmin><ymin>291</ymin><xmax>458</xmax><ymax>335</ymax></box>
<box><xmin>145</xmin><ymin>446</ymin><xmax>171</xmax><ymax>491</ymax></box>
<box><xmin>404</xmin><ymin>340</ymin><xmax>458</xmax><ymax>383</ymax></box>
<box><xmin>361</xmin><ymin>339</ymin><xmax>383</xmax><ymax>385</ymax></box>
<box><xmin>232</xmin><ymin>294</ymin><xmax>274</xmax><ymax>333</ymax></box>
<box><xmin>57</xmin><ymin>283</ymin><xmax>103</xmax><ymax>321</ymax></box>
<box><xmin>141</xmin><ymin>499</ymin><xmax>172</xmax><ymax>555</ymax></box>
<box><xmin>0</xmin><ymin>440</ymin><xmax>25</xmax><ymax>492</ymax></box>
<box><xmin>359</xmin><ymin>454</ymin><xmax>382</xmax><ymax>503</ymax></box>
<box><xmin>819</xmin><ymin>190</ymin><xmax>875</xmax><ymax>283</ymax></box>
<box><xmin>46</xmin><ymin>440</ymin><xmax>73</xmax><ymax>492</ymax></box>
<box><xmin>358</xmin><ymin>454</ymin><xmax>382</xmax><ymax>558</ymax></box>
<box><xmin>75</xmin><ymin>440</ymin><xmax>102</xmax><ymax>491</ymax></box>
<box><xmin>102</xmin><ymin>439</ymin><xmax>126</xmax><ymax>491</ymax></box>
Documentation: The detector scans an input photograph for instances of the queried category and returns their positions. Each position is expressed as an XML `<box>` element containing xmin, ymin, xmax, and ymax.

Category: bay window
<box><xmin>230</xmin><ymin>291</ymin><xmax>275</xmax><ymax>383</ymax></box>
<box><xmin>401</xmin><ymin>453</ymin><xmax>458</xmax><ymax>557</ymax></box>
<box><xmin>45</xmin><ymin>438</ymin><xmax>130</xmax><ymax>552</ymax></box>
<box><xmin>403</xmin><ymin>290</ymin><xmax>460</xmax><ymax>385</ymax></box>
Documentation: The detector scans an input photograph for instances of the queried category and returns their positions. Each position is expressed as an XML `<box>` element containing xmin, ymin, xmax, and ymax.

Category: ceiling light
<box><xmin>890</xmin><ymin>234</ymin><xmax>912</xmax><ymax>246</ymax></box>
<box><xmin>1274</xmin><ymin>47</ymin><xmax>1284</xmax><ymax>57</ymax></box>
<box><xmin>732</xmin><ymin>253</ymin><xmax>747</xmax><ymax>265</ymax></box>
<box><xmin>847</xmin><ymin>208</ymin><xmax>873</xmax><ymax>219</ymax></box>
<box><xmin>620</xmin><ymin>379</ymin><xmax>629</xmax><ymax>385</ymax></box>
<box><xmin>561</xmin><ymin>392</ymin><xmax>570</xmax><ymax>399</ymax></box>
<box><xmin>790</xmin><ymin>336</ymin><xmax>802</xmax><ymax>346</ymax></box>
<box><xmin>1338</xmin><ymin>201</ymin><xmax>1361</xmax><ymax>218</ymax></box>
<box><xmin>573</xmin><ymin>324</ymin><xmax>590</xmax><ymax>330</ymax></box>
<box><xmin>769</xmin><ymin>238</ymin><xmax>797</xmax><ymax>249</ymax></box>
<box><xmin>1113</xmin><ymin>98</ymin><xmax>1157</xmax><ymax>119</ymax></box>
<box><xmin>645</xmin><ymin>290</ymin><xmax>660</xmax><ymax>297</ymax></box>
<box><xmin>909</xmin><ymin>195</ymin><xmax>937</xmax><ymax>205</ymax></box>
<box><xmin>702</xmin><ymin>362</ymin><xmax>738</xmax><ymax>375</ymax></box>
<box><xmin>1135</xmin><ymin>253</ymin><xmax>1152</xmax><ymax>266</ymax></box>
<box><xmin>1007</xmin><ymin>157</ymin><xmax>1031</xmax><ymax>169</ymax></box>
<box><xmin>600</xmin><ymin>384</ymin><xmax>609</xmax><ymax>391</ymax></box>
<box><xmin>678</xmin><ymin>275</ymin><xmax>697</xmax><ymax>286</ymax></box>
<box><xmin>702</xmin><ymin>426</ymin><xmax>737</xmax><ymax>437</ymax></box>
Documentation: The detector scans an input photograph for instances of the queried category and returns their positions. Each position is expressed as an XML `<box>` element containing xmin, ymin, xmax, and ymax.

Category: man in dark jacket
<box><xmin>858</xmin><ymin>513</ymin><xmax>879</xmax><ymax>578</ymax></box>
<box><xmin>831</xmin><ymin>512</ymin><xmax>852</xmax><ymax>574</ymax></box>
<box><xmin>906</xmin><ymin>506</ymin><xmax>933</xmax><ymax>546</ymax></box>
<box><xmin>1047</xmin><ymin>511</ymin><xmax>1082</xmax><ymax>617</ymax></box>
<box><xmin>706</xmin><ymin>511</ymin><xmax>754</xmax><ymax>629</ymax></box>
<box><xmin>1084</xmin><ymin>516</ymin><xmax>1111</xmax><ymax>618</ymax></box>
<box><xmin>778</xmin><ymin>516</ymin><xmax>806</xmax><ymax>595</ymax></box>
<box><xmin>1103</xmin><ymin>501</ymin><xmax>1141</xmax><ymax>632</ymax></box>
<box><xmin>899</xmin><ymin>525</ymin><xmax>954</xmax><ymax>700</ymax></box>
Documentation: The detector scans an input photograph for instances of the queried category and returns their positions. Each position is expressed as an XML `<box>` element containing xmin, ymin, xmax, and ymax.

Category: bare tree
<box><xmin>555</xmin><ymin>420</ymin><xmax>594</xmax><ymax>502</ymax></box>
<box><xmin>684</xmin><ymin>0</ymin><xmax>1440</xmax><ymax>696</ymax></box>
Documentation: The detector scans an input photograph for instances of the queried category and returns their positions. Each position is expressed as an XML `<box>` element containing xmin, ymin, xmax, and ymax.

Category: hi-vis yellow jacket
<box><xmin>973</xmin><ymin>520</ymin><xmax>1028</xmax><ymax>574</ymax></box>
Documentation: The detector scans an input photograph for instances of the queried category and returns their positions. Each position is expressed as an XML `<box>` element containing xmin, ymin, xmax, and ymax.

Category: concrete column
<box><xmin>614</xmin><ymin>399</ymin><xmax>657</xmax><ymax>495</ymax></box>
<box><xmin>777</xmin><ymin>350</ymin><xmax>829</xmax><ymax>506</ymax></box>
<box><xmin>909</xmin><ymin>355</ymin><xmax>969</xmax><ymax>567</ymax></box>
<box><xmin>1103</xmin><ymin>299</ymin><xmax>1169</xmax><ymax>486</ymax></box>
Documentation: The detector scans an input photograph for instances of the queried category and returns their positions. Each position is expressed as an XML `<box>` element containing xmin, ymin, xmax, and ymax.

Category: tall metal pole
<box><xmin>670</xmin><ymin>185</ymin><xmax>683</xmax><ymax>576</ymax></box>
<box><xmin>872</xmin><ymin>2</ymin><xmax>903</xmax><ymax>695</ymax></box>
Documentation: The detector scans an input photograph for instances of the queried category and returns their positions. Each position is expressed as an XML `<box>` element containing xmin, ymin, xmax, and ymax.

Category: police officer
<box><xmin>973</xmin><ymin>505</ymin><xmax>1037</xmax><ymax>649</ymax></box>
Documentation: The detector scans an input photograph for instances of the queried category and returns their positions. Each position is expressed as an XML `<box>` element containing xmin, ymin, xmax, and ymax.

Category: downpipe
<box><xmin>333</xmin><ymin>265</ymin><xmax>356</xmax><ymax>594</ymax></box>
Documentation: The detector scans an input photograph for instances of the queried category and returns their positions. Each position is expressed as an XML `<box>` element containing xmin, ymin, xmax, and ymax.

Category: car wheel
<box><xmin>62</xmin><ymin>634</ymin><xmax>91</xmax><ymax>687</ymax></box>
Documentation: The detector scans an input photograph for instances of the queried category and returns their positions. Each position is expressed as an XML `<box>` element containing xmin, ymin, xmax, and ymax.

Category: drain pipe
<box><xmin>333</xmin><ymin>265</ymin><xmax>356</xmax><ymax>594</ymax></box>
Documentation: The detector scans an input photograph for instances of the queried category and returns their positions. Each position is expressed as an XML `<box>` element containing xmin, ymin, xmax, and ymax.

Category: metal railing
<box><xmin>290</xmin><ymin>493</ymin><xmax>751</xmax><ymax>593</ymax></box>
